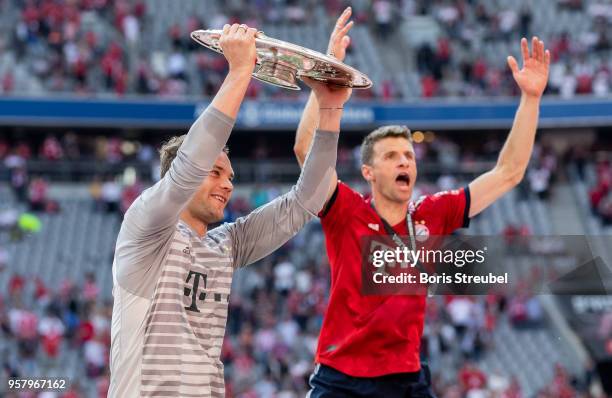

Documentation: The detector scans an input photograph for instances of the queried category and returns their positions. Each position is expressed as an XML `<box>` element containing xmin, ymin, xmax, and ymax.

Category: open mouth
<box><xmin>395</xmin><ymin>173</ymin><xmax>411</xmax><ymax>187</ymax></box>
<box><xmin>211</xmin><ymin>194</ymin><xmax>227</xmax><ymax>204</ymax></box>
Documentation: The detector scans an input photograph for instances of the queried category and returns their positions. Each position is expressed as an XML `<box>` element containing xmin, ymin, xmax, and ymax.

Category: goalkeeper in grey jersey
<box><xmin>108</xmin><ymin>23</ymin><xmax>351</xmax><ymax>398</ymax></box>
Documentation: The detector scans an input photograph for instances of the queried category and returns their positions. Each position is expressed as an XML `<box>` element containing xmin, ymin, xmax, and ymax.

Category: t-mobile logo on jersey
<box><xmin>184</xmin><ymin>270</ymin><xmax>207</xmax><ymax>312</ymax></box>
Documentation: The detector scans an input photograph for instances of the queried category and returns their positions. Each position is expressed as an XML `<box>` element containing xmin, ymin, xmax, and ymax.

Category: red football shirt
<box><xmin>316</xmin><ymin>182</ymin><xmax>470</xmax><ymax>377</ymax></box>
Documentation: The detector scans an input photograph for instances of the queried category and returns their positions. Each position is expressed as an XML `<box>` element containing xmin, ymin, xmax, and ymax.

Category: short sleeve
<box><xmin>319</xmin><ymin>182</ymin><xmax>363</xmax><ymax>229</ymax></box>
<box><xmin>425</xmin><ymin>186</ymin><xmax>471</xmax><ymax>233</ymax></box>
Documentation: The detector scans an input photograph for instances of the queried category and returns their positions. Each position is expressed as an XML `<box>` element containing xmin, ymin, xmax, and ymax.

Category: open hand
<box><xmin>507</xmin><ymin>37</ymin><xmax>550</xmax><ymax>98</ymax></box>
<box><xmin>327</xmin><ymin>7</ymin><xmax>354</xmax><ymax>61</ymax></box>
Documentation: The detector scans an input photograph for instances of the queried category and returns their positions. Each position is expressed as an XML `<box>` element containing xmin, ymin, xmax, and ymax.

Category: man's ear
<box><xmin>361</xmin><ymin>164</ymin><xmax>373</xmax><ymax>183</ymax></box>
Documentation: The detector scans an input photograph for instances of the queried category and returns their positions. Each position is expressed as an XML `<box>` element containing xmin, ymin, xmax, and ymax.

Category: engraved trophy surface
<box><xmin>191</xmin><ymin>29</ymin><xmax>373</xmax><ymax>90</ymax></box>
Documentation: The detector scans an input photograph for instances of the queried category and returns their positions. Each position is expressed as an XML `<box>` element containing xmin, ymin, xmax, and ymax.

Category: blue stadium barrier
<box><xmin>0</xmin><ymin>95</ymin><xmax>610</xmax><ymax>130</ymax></box>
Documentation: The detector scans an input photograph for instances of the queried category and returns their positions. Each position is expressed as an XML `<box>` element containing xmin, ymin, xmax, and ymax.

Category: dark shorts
<box><xmin>307</xmin><ymin>363</ymin><xmax>436</xmax><ymax>398</ymax></box>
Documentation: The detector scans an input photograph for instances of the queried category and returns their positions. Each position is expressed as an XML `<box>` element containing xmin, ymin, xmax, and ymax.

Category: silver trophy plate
<box><xmin>191</xmin><ymin>29</ymin><xmax>373</xmax><ymax>90</ymax></box>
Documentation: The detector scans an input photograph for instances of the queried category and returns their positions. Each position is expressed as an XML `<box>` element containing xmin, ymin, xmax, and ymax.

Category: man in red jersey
<box><xmin>294</xmin><ymin>7</ymin><xmax>551</xmax><ymax>397</ymax></box>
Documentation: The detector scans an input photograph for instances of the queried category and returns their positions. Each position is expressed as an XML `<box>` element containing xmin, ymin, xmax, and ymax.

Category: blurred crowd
<box><xmin>406</xmin><ymin>0</ymin><xmax>611</xmax><ymax>98</ymax></box>
<box><xmin>0</xmin><ymin>0</ymin><xmax>609</xmax><ymax>99</ymax></box>
<box><xmin>0</xmin><ymin>130</ymin><xmax>563</xmax><ymax>204</ymax></box>
<box><xmin>1</xmin><ymin>272</ymin><xmax>111</xmax><ymax>397</ymax></box>
<box><xmin>2</xmin><ymin>0</ymin><xmax>145</xmax><ymax>95</ymax></box>
<box><xmin>1</xmin><ymin>133</ymin><xmax>153</xmax><ymax>215</ymax></box>
<box><xmin>0</xmin><ymin>133</ymin><xmax>158</xmax><ymax>167</ymax></box>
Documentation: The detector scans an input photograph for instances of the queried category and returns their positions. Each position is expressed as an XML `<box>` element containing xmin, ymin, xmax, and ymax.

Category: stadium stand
<box><xmin>0</xmin><ymin>0</ymin><xmax>609</xmax><ymax>98</ymax></box>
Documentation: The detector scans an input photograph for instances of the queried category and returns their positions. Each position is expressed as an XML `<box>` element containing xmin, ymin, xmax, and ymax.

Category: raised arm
<box><xmin>226</xmin><ymin>77</ymin><xmax>352</xmax><ymax>268</ymax></box>
<box><xmin>294</xmin><ymin>8</ymin><xmax>353</xmax><ymax>205</ymax></box>
<box><xmin>468</xmin><ymin>37</ymin><xmax>550</xmax><ymax>217</ymax></box>
<box><xmin>124</xmin><ymin>24</ymin><xmax>258</xmax><ymax>236</ymax></box>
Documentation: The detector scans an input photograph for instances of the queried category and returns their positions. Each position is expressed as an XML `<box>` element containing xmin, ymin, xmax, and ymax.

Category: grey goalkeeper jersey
<box><xmin>108</xmin><ymin>106</ymin><xmax>338</xmax><ymax>398</ymax></box>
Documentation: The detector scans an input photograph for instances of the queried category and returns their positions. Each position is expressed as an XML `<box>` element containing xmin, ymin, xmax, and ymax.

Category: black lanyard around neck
<box><xmin>370</xmin><ymin>200</ymin><xmax>436</xmax><ymax>296</ymax></box>
<box><xmin>370</xmin><ymin>200</ymin><xmax>417</xmax><ymax>253</ymax></box>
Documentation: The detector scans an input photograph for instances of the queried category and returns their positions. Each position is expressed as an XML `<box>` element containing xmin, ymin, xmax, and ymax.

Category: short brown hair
<box><xmin>159</xmin><ymin>135</ymin><xmax>229</xmax><ymax>178</ymax></box>
<box><xmin>360</xmin><ymin>125</ymin><xmax>412</xmax><ymax>165</ymax></box>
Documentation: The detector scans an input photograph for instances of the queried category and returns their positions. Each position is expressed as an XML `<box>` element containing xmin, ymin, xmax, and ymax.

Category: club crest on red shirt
<box><xmin>415</xmin><ymin>221</ymin><xmax>430</xmax><ymax>242</ymax></box>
